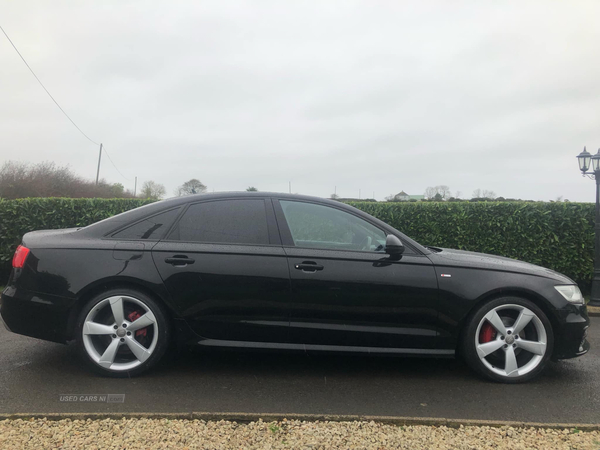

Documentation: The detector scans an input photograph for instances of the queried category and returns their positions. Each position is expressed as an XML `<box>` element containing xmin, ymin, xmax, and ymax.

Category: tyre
<box><xmin>461</xmin><ymin>297</ymin><xmax>554</xmax><ymax>383</ymax></box>
<box><xmin>75</xmin><ymin>288</ymin><xmax>171</xmax><ymax>377</ymax></box>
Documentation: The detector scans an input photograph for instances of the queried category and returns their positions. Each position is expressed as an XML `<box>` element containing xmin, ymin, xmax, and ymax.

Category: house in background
<box><xmin>393</xmin><ymin>191</ymin><xmax>425</xmax><ymax>201</ymax></box>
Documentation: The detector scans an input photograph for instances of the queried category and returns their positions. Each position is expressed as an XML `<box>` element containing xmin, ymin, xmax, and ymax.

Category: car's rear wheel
<box><xmin>75</xmin><ymin>288</ymin><xmax>171</xmax><ymax>377</ymax></box>
<box><xmin>462</xmin><ymin>297</ymin><xmax>554</xmax><ymax>383</ymax></box>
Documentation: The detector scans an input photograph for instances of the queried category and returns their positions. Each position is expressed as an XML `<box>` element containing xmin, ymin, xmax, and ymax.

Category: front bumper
<box><xmin>552</xmin><ymin>306</ymin><xmax>591</xmax><ymax>360</ymax></box>
<box><xmin>0</xmin><ymin>286</ymin><xmax>74</xmax><ymax>344</ymax></box>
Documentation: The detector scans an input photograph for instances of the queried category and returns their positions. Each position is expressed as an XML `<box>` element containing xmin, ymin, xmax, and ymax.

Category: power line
<box><xmin>102</xmin><ymin>146</ymin><xmax>131</xmax><ymax>181</ymax></box>
<box><xmin>0</xmin><ymin>23</ymin><xmax>99</xmax><ymax>146</ymax></box>
<box><xmin>1</xmin><ymin>23</ymin><xmax>132</xmax><ymax>183</ymax></box>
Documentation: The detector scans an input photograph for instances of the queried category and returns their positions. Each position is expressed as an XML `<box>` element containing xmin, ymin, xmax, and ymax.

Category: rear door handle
<box><xmin>294</xmin><ymin>261</ymin><xmax>324</xmax><ymax>272</ymax></box>
<box><xmin>165</xmin><ymin>256</ymin><xmax>195</xmax><ymax>266</ymax></box>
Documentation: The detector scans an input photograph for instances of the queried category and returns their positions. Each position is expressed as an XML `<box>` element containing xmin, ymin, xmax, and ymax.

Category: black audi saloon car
<box><xmin>0</xmin><ymin>192</ymin><xmax>590</xmax><ymax>382</ymax></box>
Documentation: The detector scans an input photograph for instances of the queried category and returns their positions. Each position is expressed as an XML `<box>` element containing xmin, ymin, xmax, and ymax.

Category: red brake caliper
<box><xmin>479</xmin><ymin>322</ymin><xmax>496</xmax><ymax>343</ymax></box>
<box><xmin>127</xmin><ymin>311</ymin><xmax>147</xmax><ymax>338</ymax></box>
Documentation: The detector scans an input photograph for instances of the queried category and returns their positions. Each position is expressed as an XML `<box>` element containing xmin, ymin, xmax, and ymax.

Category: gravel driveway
<box><xmin>1</xmin><ymin>418</ymin><xmax>599</xmax><ymax>450</ymax></box>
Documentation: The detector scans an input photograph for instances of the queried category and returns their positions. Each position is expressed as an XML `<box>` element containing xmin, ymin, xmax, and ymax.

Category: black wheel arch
<box><xmin>66</xmin><ymin>278</ymin><xmax>175</xmax><ymax>341</ymax></box>
<box><xmin>456</xmin><ymin>288</ymin><xmax>559</xmax><ymax>355</ymax></box>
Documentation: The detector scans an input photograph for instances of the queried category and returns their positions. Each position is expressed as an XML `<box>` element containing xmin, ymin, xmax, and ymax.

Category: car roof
<box><xmin>158</xmin><ymin>191</ymin><xmax>342</xmax><ymax>205</ymax></box>
<box><xmin>82</xmin><ymin>192</ymin><xmax>348</xmax><ymax>233</ymax></box>
<box><xmin>80</xmin><ymin>192</ymin><xmax>429</xmax><ymax>254</ymax></box>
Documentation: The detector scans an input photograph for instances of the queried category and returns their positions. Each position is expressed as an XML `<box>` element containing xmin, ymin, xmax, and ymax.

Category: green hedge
<box><xmin>349</xmin><ymin>201</ymin><xmax>595</xmax><ymax>289</ymax></box>
<box><xmin>0</xmin><ymin>198</ymin><xmax>154</xmax><ymax>279</ymax></box>
<box><xmin>0</xmin><ymin>198</ymin><xmax>594</xmax><ymax>291</ymax></box>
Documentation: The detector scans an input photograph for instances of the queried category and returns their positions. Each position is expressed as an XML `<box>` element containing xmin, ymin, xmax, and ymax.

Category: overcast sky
<box><xmin>1</xmin><ymin>1</ymin><xmax>600</xmax><ymax>201</ymax></box>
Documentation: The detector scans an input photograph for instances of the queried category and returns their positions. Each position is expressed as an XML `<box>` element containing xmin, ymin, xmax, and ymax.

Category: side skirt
<box><xmin>197</xmin><ymin>339</ymin><xmax>455</xmax><ymax>357</ymax></box>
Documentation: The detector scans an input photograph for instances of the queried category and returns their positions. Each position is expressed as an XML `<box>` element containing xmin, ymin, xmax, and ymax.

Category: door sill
<box><xmin>197</xmin><ymin>339</ymin><xmax>455</xmax><ymax>357</ymax></box>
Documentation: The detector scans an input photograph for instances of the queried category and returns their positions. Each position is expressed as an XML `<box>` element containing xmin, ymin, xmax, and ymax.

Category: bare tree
<box><xmin>438</xmin><ymin>185</ymin><xmax>451</xmax><ymax>200</ymax></box>
<box><xmin>0</xmin><ymin>161</ymin><xmax>134</xmax><ymax>199</ymax></box>
<box><xmin>141</xmin><ymin>180</ymin><xmax>166</xmax><ymax>199</ymax></box>
<box><xmin>424</xmin><ymin>185</ymin><xmax>451</xmax><ymax>200</ymax></box>
<box><xmin>424</xmin><ymin>186</ymin><xmax>437</xmax><ymax>199</ymax></box>
<box><xmin>472</xmin><ymin>188</ymin><xmax>497</xmax><ymax>199</ymax></box>
<box><xmin>482</xmin><ymin>189</ymin><xmax>496</xmax><ymax>199</ymax></box>
<box><xmin>175</xmin><ymin>179</ymin><xmax>207</xmax><ymax>196</ymax></box>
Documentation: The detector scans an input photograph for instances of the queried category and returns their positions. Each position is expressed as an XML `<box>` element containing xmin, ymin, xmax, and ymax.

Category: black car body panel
<box><xmin>152</xmin><ymin>241</ymin><xmax>291</xmax><ymax>343</ymax></box>
<box><xmin>283</xmin><ymin>247</ymin><xmax>439</xmax><ymax>349</ymax></box>
<box><xmin>431</xmin><ymin>247</ymin><xmax>574</xmax><ymax>283</ymax></box>
<box><xmin>0</xmin><ymin>192</ymin><xmax>590</xmax><ymax>363</ymax></box>
<box><xmin>425</xmin><ymin>248</ymin><xmax>588</xmax><ymax>353</ymax></box>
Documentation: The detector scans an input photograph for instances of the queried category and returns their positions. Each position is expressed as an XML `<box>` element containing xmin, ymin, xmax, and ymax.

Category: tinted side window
<box><xmin>112</xmin><ymin>208</ymin><xmax>180</xmax><ymax>240</ymax></box>
<box><xmin>280</xmin><ymin>200</ymin><xmax>387</xmax><ymax>252</ymax></box>
<box><xmin>168</xmin><ymin>199</ymin><xmax>269</xmax><ymax>245</ymax></box>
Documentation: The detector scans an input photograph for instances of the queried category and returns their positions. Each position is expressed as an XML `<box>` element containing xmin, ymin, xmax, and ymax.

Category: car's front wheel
<box><xmin>75</xmin><ymin>288</ymin><xmax>171</xmax><ymax>377</ymax></box>
<box><xmin>462</xmin><ymin>297</ymin><xmax>554</xmax><ymax>383</ymax></box>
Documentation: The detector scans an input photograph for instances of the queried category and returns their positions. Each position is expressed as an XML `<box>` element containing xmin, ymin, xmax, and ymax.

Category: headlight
<box><xmin>554</xmin><ymin>285</ymin><xmax>584</xmax><ymax>304</ymax></box>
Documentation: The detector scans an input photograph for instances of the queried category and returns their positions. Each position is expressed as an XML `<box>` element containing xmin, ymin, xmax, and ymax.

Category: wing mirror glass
<box><xmin>385</xmin><ymin>234</ymin><xmax>405</xmax><ymax>256</ymax></box>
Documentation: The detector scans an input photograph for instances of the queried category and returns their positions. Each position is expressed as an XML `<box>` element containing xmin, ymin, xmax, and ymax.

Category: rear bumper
<box><xmin>0</xmin><ymin>309</ymin><xmax>10</xmax><ymax>332</ymax></box>
<box><xmin>0</xmin><ymin>286</ymin><xmax>74</xmax><ymax>344</ymax></box>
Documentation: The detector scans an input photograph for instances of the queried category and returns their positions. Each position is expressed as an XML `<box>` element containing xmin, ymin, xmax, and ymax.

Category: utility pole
<box><xmin>134</xmin><ymin>176</ymin><xmax>137</xmax><ymax>197</ymax></box>
<box><xmin>359</xmin><ymin>189</ymin><xmax>361</xmax><ymax>199</ymax></box>
<box><xmin>95</xmin><ymin>143</ymin><xmax>103</xmax><ymax>185</ymax></box>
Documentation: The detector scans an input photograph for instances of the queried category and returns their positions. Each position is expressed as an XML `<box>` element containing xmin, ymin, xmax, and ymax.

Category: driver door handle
<box><xmin>294</xmin><ymin>261</ymin><xmax>324</xmax><ymax>272</ymax></box>
<box><xmin>165</xmin><ymin>255</ymin><xmax>195</xmax><ymax>266</ymax></box>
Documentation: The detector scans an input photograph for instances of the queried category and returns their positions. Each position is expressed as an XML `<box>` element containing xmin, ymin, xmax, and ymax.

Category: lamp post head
<box><xmin>593</xmin><ymin>149</ymin><xmax>600</xmax><ymax>172</ymax></box>
<box><xmin>578</xmin><ymin>146</ymin><xmax>592</xmax><ymax>172</ymax></box>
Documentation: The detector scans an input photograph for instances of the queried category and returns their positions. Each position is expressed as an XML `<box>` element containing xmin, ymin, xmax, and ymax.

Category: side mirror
<box><xmin>385</xmin><ymin>234</ymin><xmax>405</xmax><ymax>256</ymax></box>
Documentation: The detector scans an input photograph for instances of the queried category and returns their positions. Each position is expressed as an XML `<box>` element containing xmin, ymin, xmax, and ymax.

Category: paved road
<box><xmin>1</xmin><ymin>318</ymin><xmax>599</xmax><ymax>424</ymax></box>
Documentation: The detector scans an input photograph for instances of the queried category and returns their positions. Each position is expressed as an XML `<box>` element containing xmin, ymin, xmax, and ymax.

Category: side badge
<box><xmin>441</xmin><ymin>274</ymin><xmax>452</xmax><ymax>278</ymax></box>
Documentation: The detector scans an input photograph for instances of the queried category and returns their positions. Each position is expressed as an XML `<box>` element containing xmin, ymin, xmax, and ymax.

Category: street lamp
<box><xmin>577</xmin><ymin>146</ymin><xmax>600</xmax><ymax>306</ymax></box>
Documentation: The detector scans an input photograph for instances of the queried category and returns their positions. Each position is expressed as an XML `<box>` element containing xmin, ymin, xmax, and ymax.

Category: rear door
<box><xmin>152</xmin><ymin>198</ymin><xmax>291</xmax><ymax>343</ymax></box>
<box><xmin>274</xmin><ymin>199</ymin><xmax>439</xmax><ymax>350</ymax></box>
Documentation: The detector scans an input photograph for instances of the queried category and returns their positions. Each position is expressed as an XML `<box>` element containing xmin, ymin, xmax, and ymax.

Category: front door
<box><xmin>274</xmin><ymin>199</ymin><xmax>439</xmax><ymax>350</ymax></box>
<box><xmin>152</xmin><ymin>198</ymin><xmax>290</xmax><ymax>343</ymax></box>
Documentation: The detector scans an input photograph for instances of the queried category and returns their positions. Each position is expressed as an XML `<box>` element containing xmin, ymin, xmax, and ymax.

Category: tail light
<box><xmin>12</xmin><ymin>245</ymin><xmax>30</xmax><ymax>269</ymax></box>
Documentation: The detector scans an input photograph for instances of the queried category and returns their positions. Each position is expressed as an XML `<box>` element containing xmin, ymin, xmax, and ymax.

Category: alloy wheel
<box><xmin>475</xmin><ymin>304</ymin><xmax>547</xmax><ymax>378</ymax></box>
<box><xmin>82</xmin><ymin>295</ymin><xmax>159</xmax><ymax>371</ymax></box>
